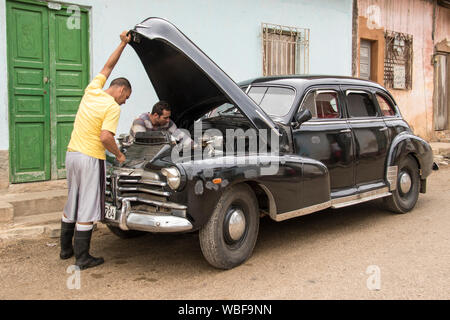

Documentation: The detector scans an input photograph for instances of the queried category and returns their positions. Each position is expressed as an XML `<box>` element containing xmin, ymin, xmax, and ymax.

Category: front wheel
<box><xmin>383</xmin><ymin>155</ymin><xmax>420</xmax><ymax>214</ymax></box>
<box><xmin>199</xmin><ymin>184</ymin><xmax>259</xmax><ymax>269</ymax></box>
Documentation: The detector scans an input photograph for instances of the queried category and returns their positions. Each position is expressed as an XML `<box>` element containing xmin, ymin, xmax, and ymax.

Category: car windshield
<box><xmin>247</xmin><ymin>86</ymin><xmax>295</xmax><ymax>117</ymax></box>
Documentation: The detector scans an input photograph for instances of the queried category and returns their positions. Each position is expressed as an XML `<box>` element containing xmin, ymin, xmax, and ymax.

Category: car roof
<box><xmin>238</xmin><ymin>75</ymin><xmax>395</xmax><ymax>125</ymax></box>
<box><xmin>238</xmin><ymin>75</ymin><xmax>386</xmax><ymax>91</ymax></box>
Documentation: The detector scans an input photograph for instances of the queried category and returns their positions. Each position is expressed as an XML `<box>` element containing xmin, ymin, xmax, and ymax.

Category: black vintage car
<box><xmin>103</xmin><ymin>18</ymin><xmax>438</xmax><ymax>269</ymax></box>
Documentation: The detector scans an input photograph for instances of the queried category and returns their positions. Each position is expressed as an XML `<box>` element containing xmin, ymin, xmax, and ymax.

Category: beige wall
<box><xmin>357</xmin><ymin>0</ymin><xmax>450</xmax><ymax>140</ymax></box>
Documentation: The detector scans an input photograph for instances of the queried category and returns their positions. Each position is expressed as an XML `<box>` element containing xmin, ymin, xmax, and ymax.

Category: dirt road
<box><xmin>1</xmin><ymin>167</ymin><xmax>449</xmax><ymax>300</ymax></box>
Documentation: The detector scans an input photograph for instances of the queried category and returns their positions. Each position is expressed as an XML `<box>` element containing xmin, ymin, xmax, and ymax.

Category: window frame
<box><xmin>296</xmin><ymin>87</ymin><xmax>345</xmax><ymax>122</ymax></box>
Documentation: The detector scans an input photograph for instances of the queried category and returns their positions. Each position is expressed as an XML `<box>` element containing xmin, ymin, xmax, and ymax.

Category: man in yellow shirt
<box><xmin>60</xmin><ymin>31</ymin><xmax>132</xmax><ymax>270</ymax></box>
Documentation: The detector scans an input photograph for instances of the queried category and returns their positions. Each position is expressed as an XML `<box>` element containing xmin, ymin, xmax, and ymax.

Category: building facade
<box><xmin>353</xmin><ymin>0</ymin><xmax>450</xmax><ymax>141</ymax></box>
<box><xmin>0</xmin><ymin>0</ymin><xmax>354</xmax><ymax>187</ymax></box>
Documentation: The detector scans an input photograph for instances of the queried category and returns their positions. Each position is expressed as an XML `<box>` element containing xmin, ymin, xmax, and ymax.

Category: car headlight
<box><xmin>161</xmin><ymin>167</ymin><xmax>181</xmax><ymax>190</ymax></box>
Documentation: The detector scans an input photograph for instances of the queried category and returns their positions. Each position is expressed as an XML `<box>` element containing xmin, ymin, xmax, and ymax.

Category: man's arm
<box><xmin>100</xmin><ymin>31</ymin><xmax>131</xmax><ymax>80</ymax></box>
<box><xmin>100</xmin><ymin>130</ymin><xmax>125</xmax><ymax>164</ymax></box>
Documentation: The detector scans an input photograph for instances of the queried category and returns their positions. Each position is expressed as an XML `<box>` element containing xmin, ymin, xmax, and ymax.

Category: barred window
<box><xmin>262</xmin><ymin>23</ymin><xmax>309</xmax><ymax>76</ymax></box>
<box><xmin>384</xmin><ymin>30</ymin><xmax>413</xmax><ymax>90</ymax></box>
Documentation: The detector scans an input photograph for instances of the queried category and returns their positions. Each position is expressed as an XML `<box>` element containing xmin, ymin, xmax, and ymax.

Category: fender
<box><xmin>385</xmin><ymin>131</ymin><xmax>434</xmax><ymax>190</ymax></box>
<box><xmin>178</xmin><ymin>154</ymin><xmax>329</xmax><ymax>229</ymax></box>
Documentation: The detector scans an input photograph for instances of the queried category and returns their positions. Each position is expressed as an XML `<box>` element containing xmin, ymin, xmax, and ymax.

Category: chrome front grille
<box><xmin>105</xmin><ymin>169</ymin><xmax>186</xmax><ymax>216</ymax></box>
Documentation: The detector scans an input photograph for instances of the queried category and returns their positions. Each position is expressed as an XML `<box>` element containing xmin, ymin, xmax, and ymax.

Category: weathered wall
<box><xmin>358</xmin><ymin>0</ymin><xmax>450</xmax><ymax>140</ymax></box>
<box><xmin>0</xmin><ymin>0</ymin><xmax>353</xmax><ymax>184</ymax></box>
<box><xmin>0</xmin><ymin>0</ymin><xmax>353</xmax><ymax>149</ymax></box>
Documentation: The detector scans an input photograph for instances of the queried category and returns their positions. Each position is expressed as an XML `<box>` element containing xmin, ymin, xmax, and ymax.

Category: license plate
<box><xmin>105</xmin><ymin>204</ymin><xmax>117</xmax><ymax>220</ymax></box>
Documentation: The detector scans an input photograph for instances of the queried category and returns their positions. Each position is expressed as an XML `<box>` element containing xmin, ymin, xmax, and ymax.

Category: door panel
<box><xmin>342</xmin><ymin>87</ymin><xmax>389</xmax><ymax>185</ymax></box>
<box><xmin>293</xmin><ymin>86</ymin><xmax>355</xmax><ymax>191</ymax></box>
<box><xmin>6</xmin><ymin>1</ymin><xmax>51</xmax><ymax>182</ymax></box>
<box><xmin>49</xmin><ymin>7</ymin><xmax>89</xmax><ymax>179</ymax></box>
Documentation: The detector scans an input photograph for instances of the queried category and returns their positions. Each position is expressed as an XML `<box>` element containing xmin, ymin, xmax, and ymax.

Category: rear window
<box><xmin>247</xmin><ymin>86</ymin><xmax>295</xmax><ymax>117</ymax></box>
<box><xmin>376</xmin><ymin>93</ymin><xmax>397</xmax><ymax>116</ymax></box>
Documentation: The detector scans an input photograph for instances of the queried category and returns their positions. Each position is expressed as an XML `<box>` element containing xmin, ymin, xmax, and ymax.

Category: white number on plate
<box><xmin>105</xmin><ymin>204</ymin><xmax>117</xmax><ymax>220</ymax></box>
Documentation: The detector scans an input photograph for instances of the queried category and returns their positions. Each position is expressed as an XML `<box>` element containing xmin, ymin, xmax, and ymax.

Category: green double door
<box><xmin>6</xmin><ymin>0</ymin><xmax>89</xmax><ymax>183</ymax></box>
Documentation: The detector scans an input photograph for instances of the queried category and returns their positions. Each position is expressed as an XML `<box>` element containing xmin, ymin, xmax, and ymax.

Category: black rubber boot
<box><xmin>74</xmin><ymin>229</ymin><xmax>104</xmax><ymax>270</ymax></box>
<box><xmin>59</xmin><ymin>221</ymin><xmax>75</xmax><ymax>260</ymax></box>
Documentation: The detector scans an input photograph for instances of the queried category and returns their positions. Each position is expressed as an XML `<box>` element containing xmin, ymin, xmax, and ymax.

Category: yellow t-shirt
<box><xmin>67</xmin><ymin>74</ymin><xmax>121</xmax><ymax>160</ymax></box>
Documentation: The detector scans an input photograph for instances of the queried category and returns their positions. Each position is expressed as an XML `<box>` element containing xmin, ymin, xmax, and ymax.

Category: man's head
<box><xmin>108</xmin><ymin>77</ymin><xmax>132</xmax><ymax>105</ymax></box>
<box><xmin>150</xmin><ymin>101</ymin><xmax>171</xmax><ymax>127</ymax></box>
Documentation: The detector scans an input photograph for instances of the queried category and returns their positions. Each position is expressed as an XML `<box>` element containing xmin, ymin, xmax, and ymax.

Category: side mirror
<box><xmin>295</xmin><ymin>109</ymin><xmax>312</xmax><ymax>126</ymax></box>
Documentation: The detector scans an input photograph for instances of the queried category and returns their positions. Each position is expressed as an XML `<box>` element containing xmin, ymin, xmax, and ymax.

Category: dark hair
<box><xmin>151</xmin><ymin>101</ymin><xmax>171</xmax><ymax>116</ymax></box>
<box><xmin>110</xmin><ymin>77</ymin><xmax>132</xmax><ymax>90</ymax></box>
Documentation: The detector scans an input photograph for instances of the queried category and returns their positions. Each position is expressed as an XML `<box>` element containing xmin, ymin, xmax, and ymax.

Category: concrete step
<box><xmin>0</xmin><ymin>189</ymin><xmax>67</xmax><ymax>218</ymax></box>
<box><xmin>0</xmin><ymin>211</ymin><xmax>103</xmax><ymax>240</ymax></box>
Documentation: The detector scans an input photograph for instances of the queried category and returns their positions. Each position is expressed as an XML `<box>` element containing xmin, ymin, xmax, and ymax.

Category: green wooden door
<box><xmin>6</xmin><ymin>0</ymin><xmax>89</xmax><ymax>183</ymax></box>
<box><xmin>6</xmin><ymin>1</ymin><xmax>51</xmax><ymax>183</ymax></box>
<box><xmin>49</xmin><ymin>6</ymin><xmax>89</xmax><ymax>179</ymax></box>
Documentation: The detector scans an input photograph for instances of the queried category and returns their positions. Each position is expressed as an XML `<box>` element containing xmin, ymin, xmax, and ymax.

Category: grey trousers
<box><xmin>63</xmin><ymin>152</ymin><xmax>105</xmax><ymax>223</ymax></box>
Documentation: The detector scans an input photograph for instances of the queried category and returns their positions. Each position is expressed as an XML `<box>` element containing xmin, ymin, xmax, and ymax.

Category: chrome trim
<box><xmin>275</xmin><ymin>201</ymin><xmax>331</xmax><ymax>222</ymax></box>
<box><xmin>117</xmin><ymin>196</ymin><xmax>187</xmax><ymax>210</ymax></box>
<box><xmin>115</xmin><ymin>198</ymin><xmax>192</xmax><ymax>233</ymax></box>
<box><xmin>340</xmin><ymin>128</ymin><xmax>351</xmax><ymax>133</ymax></box>
<box><xmin>257</xmin><ymin>184</ymin><xmax>277</xmax><ymax>219</ymax></box>
<box><xmin>118</xmin><ymin>186</ymin><xmax>170</xmax><ymax>197</ymax></box>
<box><xmin>387</xmin><ymin>165</ymin><xmax>398</xmax><ymax>191</ymax></box>
<box><xmin>316</xmin><ymin>90</ymin><xmax>337</xmax><ymax>95</ymax></box>
<box><xmin>126</xmin><ymin>212</ymin><xmax>193</xmax><ymax>233</ymax></box>
<box><xmin>105</xmin><ymin>190</ymin><xmax>111</xmax><ymax>196</ymax></box>
<box><xmin>347</xmin><ymin>118</ymin><xmax>385</xmax><ymax>123</ymax></box>
<box><xmin>346</xmin><ymin>90</ymin><xmax>369</xmax><ymax>95</ymax></box>
<box><xmin>273</xmin><ymin>187</ymin><xmax>392</xmax><ymax>222</ymax></box>
<box><xmin>227</xmin><ymin>209</ymin><xmax>246</xmax><ymax>241</ymax></box>
<box><xmin>301</xmin><ymin>120</ymin><xmax>347</xmax><ymax>125</ymax></box>
<box><xmin>119</xmin><ymin>199</ymin><xmax>131</xmax><ymax>231</ymax></box>
<box><xmin>331</xmin><ymin>187</ymin><xmax>391</xmax><ymax>209</ymax></box>
<box><xmin>399</xmin><ymin>172</ymin><xmax>412</xmax><ymax>194</ymax></box>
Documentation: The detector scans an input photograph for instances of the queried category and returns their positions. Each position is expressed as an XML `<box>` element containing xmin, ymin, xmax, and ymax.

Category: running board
<box><xmin>331</xmin><ymin>187</ymin><xmax>391</xmax><ymax>209</ymax></box>
<box><xmin>274</xmin><ymin>187</ymin><xmax>391</xmax><ymax>222</ymax></box>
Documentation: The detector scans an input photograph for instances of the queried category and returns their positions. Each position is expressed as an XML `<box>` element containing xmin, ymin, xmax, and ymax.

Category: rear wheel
<box><xmin>383</xmin><ymin>155</ymin><xmax>420</xmax><ymax>213</ymax></box>
<box><xmin>199</xmin><ymin>184</ymin><xmax>259</xmax><ymax>269</ymax></box>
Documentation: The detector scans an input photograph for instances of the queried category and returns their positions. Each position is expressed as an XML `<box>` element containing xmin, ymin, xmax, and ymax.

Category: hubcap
<box><xmin>226</xmin><ymin>208</ymin><xmax>246</xmax><ymax>242</ymax></box>
<box><xmin>399</xmin><ymin>171</ymin><xmax>412</xmax><ymax>194</ymax></box>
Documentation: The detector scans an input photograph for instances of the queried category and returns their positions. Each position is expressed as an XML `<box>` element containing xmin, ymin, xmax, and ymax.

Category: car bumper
<box><xmin>104</xmin><ymin>198</ymin><xmax>193</xmax><ymax>233</ymax></box>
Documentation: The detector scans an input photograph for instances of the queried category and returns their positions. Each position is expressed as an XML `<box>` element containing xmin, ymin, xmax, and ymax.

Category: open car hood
<box><xmin>129</xmin><ymin>17</ymin><xmax>280</xmax><ymax>136</ymax></box>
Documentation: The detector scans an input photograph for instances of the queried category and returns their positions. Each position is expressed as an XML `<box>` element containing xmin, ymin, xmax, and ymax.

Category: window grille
<box><xmin>384</xmin><ymin>30</ymin><xmax>413</xmax><ymax>90</ymax></box>
<box><xmin>262</xmin><ymin>23</ymin><xmax>310</xmax><ymax>76</ymax></box>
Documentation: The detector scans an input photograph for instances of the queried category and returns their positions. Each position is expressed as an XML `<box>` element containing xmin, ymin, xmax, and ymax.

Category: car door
<box><xmin>342</xmin><ymin>87</ymin><xmax>389</xmax><ymax>185</ymax></box>
<box><xmin>292</xmin><ymin>86</ymin><xmax>355</xmax><ymax>192</ymax></box>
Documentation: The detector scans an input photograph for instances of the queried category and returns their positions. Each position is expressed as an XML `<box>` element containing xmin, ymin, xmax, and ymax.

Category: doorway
<box><xmin>6</xmin><ymin>0</ymin><xmax>90</xmax><ymax>183</ymax></box>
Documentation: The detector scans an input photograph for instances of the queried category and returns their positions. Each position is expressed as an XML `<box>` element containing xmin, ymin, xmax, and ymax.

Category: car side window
<box><xmin>346</xmin><ymin>91</ymin><xmax>379</xmax><ymax>117</ymax></box>
<box><xmin>376</xmin><ymin>93</ymin><xmax>397</xmax><ymax>116</ymax></box>
<box><xmin>300</xmin><ymin>90</ymin><xmax>340</xmax><ymax>119</ymax></box>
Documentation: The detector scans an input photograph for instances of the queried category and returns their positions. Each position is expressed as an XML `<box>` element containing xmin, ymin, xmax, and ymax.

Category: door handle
<box><xmin>379</xmin><ymin>127</ymin><xmax>388</xmax><ymax>132</ymax></box>
<box><xmin>340</xmin><ymin>128</ymin><xmax>351</xmax><ymax>133</ymax></box>
<box><xmin>43</xmin><ymin>76</ymin><xmax>49</xmax><ymax>84</ymax></box>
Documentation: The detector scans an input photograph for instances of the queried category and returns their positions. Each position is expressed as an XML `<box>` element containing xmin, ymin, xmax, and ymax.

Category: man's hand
<box><xmin>100</xmin><ymin>130</ymin><xmax>125</xmax><ymax>164</ymax></box>
<box><xmin>120</xmin><ymin>30</ymin><xmax>131</xmax><ymax>44</ymax></box>
<box><xmin>116</xmin><ymin>152</ymin><xmax>126</xmax><ymax>164</ymax></box>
